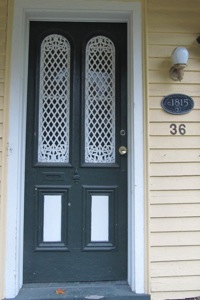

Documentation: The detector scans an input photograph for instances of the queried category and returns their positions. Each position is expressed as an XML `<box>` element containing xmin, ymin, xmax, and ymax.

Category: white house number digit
<box><xmin>170</xmin><ymin>124</ymin><xmax>186</xmax><ymax>135</ymax></box>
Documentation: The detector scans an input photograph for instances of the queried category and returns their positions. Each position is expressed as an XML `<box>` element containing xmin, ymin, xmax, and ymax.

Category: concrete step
<box><xmin>5</xmin><ymin>282</ymin><xmax>150</xmax><ymax>300</ymax></box>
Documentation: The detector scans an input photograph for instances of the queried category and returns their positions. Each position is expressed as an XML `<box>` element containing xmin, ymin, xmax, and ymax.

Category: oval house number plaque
<box><xmin>161</xmin><ymin>94</ymin><xmax>194</xmax><ymax>115</ymax></box>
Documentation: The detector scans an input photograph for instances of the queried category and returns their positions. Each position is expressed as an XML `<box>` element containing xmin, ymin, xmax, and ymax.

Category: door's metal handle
<box><xmin>119</xmin><ymin>146</ymin><xmax>127</xmax><ymax>155</ymax></box>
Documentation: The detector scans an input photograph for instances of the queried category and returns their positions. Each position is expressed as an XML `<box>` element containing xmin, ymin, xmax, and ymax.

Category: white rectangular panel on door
<box><xmin>91</xmin><ymin>195</ymin><xmax>109</xmax><ymax>242</ymax></box>
<box><xmin>43</xmin><ymin>195</ymin><xmax>62</xmax><ymax>242</ymax></box>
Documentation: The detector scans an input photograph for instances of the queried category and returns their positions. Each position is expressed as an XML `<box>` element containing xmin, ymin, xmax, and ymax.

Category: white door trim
<box><xmin>5</xmin><ymin>0</ymin><xmax>144</xmax><ymax>298</ymax></box>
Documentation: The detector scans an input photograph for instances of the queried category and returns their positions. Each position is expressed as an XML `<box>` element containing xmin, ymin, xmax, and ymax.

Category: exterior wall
<box><xmin>0</xmin><ymin>0</ymin><xmax>8</xmax><ymax>299</ymax></box>
<box><xmin>147</xmin><ymin>1</ymin><xmax>200</xmax><ymax>299</ymax></box>
<box><xmin>1</xmin><ymin>0</ymin><xmax>200</xmax><ymax>299</ymax></box>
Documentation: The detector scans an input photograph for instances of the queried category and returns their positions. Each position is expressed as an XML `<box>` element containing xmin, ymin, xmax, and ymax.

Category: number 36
<box><xmin>170</xmin><ymin>124</ymin><xmax>186</xmax><ymax>135</ymax></box>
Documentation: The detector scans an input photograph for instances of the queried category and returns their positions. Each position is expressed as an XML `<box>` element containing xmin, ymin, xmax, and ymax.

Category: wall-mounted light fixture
<box><xmin>169</xmin><ymin>47</ymin><xmax>189</xmax><ymax>82</ymax></box>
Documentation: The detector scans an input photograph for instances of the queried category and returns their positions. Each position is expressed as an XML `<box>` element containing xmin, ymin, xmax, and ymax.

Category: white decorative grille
<box><xmin>85</xmin><ymin>36</ymin><xmax>116</xmax><ymax>163</ymax></box>
<box><xmin>38</xmin><ymin>34</ymin><xmax>70</xmax><ymax>163</ymax></box>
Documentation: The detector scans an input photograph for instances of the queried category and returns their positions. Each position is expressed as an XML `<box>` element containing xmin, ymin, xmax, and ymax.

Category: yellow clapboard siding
<box><xmin>0</xmin><ymin>17</ymin><xmax>6</xmax><ymax>29</ymax></box>
<box><xmin>151</xmin><ymin>231</ymin><xmax>200</xmax><ymax>246</ymax></box>
<box><xmin>149</xmin><ymin>123</ymin><xmax>200</xmax><ymax>136</ymax></box>
<box><xmin>149</xmin><ymin>45</ymin><xmax>199</xmax><ymax>59</ymax></box>
<box><xmin>149</xmin><ymin>110</ymin><xmax>200</xmax><ymax>122</ymax></box>
<box><xmin>149</xmin><ymin>58</ymin><xmax>200</xmax><ymax>72</ymax></box>
<box><xmin>0</xmin><ymin>16</ymin><xmax>6</xmax><ymax>28</ymax></box>
<box><xmin>148</xmin><ymin>32</ymin><xmax>197</xmax><ymax>46</ymax></box>
<box><xmin>151</xmin><ymin>276</ymin><xmax>200</xmax><ymax>292</ymax></box>
<box><xmin>150</xmin><ymin>190</ymin><xmax>200</xmax><ymax>204</ymax></box>
<box><xmin>149</xmin><ymin>45</ymin><xmax>176</xmax><ymax>58</ymax></box>
<box><xmin>151</xmin><ymin>245</ymin><xmax>200</xmax><ymax>262</ymax></box>
<box><xmin>148</xmin><ymin>19</ymin><xmax>200</xmax><ymax>34</ymax></box>
<box><xmin>150</xmin><ymin>176</ymin><xmax>200</xmax><ymax>190</ymax></box>
<box><xmin>148</xmin><ymin>12</ymin><xmax>200</xmax><ymax>33</ymax></box>
<box><xmin>147</xmin><ymin>0</ymin><xmax>200</xmax><ymax>297</ymax></box>
<box><xmin>151</xmin><ymin>261</ymin><xmax>200</xmax><ymax>277</ymax></box>
<box><xmin>149</xmin><ymin>83</ymin><xmax>200</xmax><ymax>97</ymax></box>
<box><xmin>0</xmin><ymin>110</ymin><xmax>3</xmax><ymax>123</ymax></box>
<box><xmin>150</xmin><ymin>162</ymin><xmax>200</xmax><ymax>176</ymax></box>
<box><xmin>150</xmin><ymin>217</ymin><xmax>200</xmax><ymax>232</ymax></box>
<box><xmin>151</xmin><ymin>291</ymin><xmax>200</xmax><ymax>300</ymax></box>
<box><xmin>0</xmin><ymin>83</ymin><xmax>4</xmax><ymax>97</ymax></box>
<box><xmin>148</xmin><ymin>58</ymin><xmax>170</xmax><ymax>71</ymax></box>
<box><xmin>0</xmin><ymin>29</ymin><xmax>6</xmax><ymax>44</ymax></box>
<box><xmin>0</xmin><ymin>6</ymin><xmax>7</xmax><ymax>18</ymax></box>
<box><xmin>150</xmin><ymin>204</ymin><xmax>200</xmax><ymax>218</ymax></box>
<box><xmin>0</xmin><ymin>69</ymin><xmax>5</xmax><ymax>82</ymax></box>
<box><xmin>150</xmin><ymin>136</ymin><xmax>200</xmax><ymax>149</ymax></box>
<box><xmin>0</xmin><ymin>97</ymin><xmax>4</xmax><ymax>109</ymax></box>
<box><xmin>0</xmin><ymin>124</ymin><xmax>3</xmax><ymax>137</ymax></box>
<box><xmin>0</xmin><ymin>57</ymin><xmax>5</xmax><ymax>70</ymax></box>
<box><xmin>149</xmin><ymin>70</ymin><xmax>200</xmax><ymax>84</ymax></box>
<box><xmin>148</xmin><ymin>0</ymin><xmax>200</xmax><ymax>12</ymax></box>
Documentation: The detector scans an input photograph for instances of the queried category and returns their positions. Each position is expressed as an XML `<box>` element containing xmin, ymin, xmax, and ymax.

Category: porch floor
<box><xmin>5</xmin><ymin>281</ymin><xmax>150</xmax><ymax>300</ymax></box>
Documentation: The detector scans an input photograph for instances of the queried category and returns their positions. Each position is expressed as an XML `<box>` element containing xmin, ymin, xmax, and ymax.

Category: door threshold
<box><xmin>5</xmin><ymin>281</ymin><xmax>150</xmax><ymax>300</ymax></box>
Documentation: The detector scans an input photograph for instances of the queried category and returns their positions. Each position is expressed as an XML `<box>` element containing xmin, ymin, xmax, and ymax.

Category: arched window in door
<box><xmin>85</xmin><ymin>36</ymin><xmax>116</xmax><ymax>163</ymax></box>
<box><xmin>38</xmin><ymin>34</ymin><xmax>71</xmax><ymax>163</ymax></box>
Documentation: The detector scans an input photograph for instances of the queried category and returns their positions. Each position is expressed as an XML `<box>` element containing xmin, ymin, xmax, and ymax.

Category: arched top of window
<box><xmin>41</xmin><ymin>34</ymin><xmax>70</xmax><ymax>52</ymax></box>
<box><xmin>86</xmin><ymin>35</ymin><xmax>115</xmax><ymax>53</ymax></box>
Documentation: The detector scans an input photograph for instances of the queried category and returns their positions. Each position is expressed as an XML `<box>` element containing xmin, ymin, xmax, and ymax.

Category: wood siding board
<box><xmin>151</xmin><ymin>291</ymin><xmax>200</xmax><ymax>300</ymax></box>
<box><xmin>147</xmin><ymin>14</ymin><xmax>200</xmax><ymax>33</ymax></box>
<box><xmin>148</xmin><ymin>33</ymin><xmax>197</xmax><ymax>46</ymax></box>
<box><xmin>150</xmin><ymin>176</ymin><xmax>200</xmax><ymax>190</ymax></box>
<box><xmin>149</xmin><ymin>70</ymin><xmax>200</xmax><ymax>84</ymax></box>
<box><xmin>149</xmin><ymin>58</ymin><xmax>200</xmax><ymax>72</ymax></box>
<box><xmin>149</xmin><ymin>84</ymin><xmax>200</xmax><ymax>96</ymax></box>
<box><xmin>150</xmin><ymin>162</ymin><xmax>200</xmax><ymax>176</ymax></box>
<box><xmin>150</xmin><ymin>204</ymin><xmax>200</xmax><ymax>218</ymax></box>
<box><xmin>150</xmin><ymin>190</ymin><xmax>200</xmax><ymax>204</ymax></box>
<box><xmin>148</xmin><ymin>0</ymin><xmax>200</xmax><ymax>11</ymax></box>
<box><xmin>149</xmin><ymin>136</ymin><xmax>200</xmax><ymax>149</ymax></box>
<box><xmin>151</xmin><ymin>246</ymin><xmax>200</xmax><ymax>262</ymax></box>
<box><xmin>150</xmin><ymin>217</ymin><xmax>200</xmax><ymax>232</ymax></box>
<box><xmin>0</xmin><ymin>6</ymin><xmax>7</xmax><ymax>18</ymax></box>
<box><xmin>151</xmin><ymin>232</ymin><xmax>200</xmax><ymax>246</ymax></box>
<box><xmin>149</xmin><ymin>110</ymin><xmax>200</xmax><ymax>122</ymax></box>
<box><xmin>151</xmin><ymin>276</ymin><xmax>200</xmax><ymax>292</ymax></box>
<box><xmin>151</xmin><ymin>261</ymin><xmax>200</xmax><ymax>277</ymax></box>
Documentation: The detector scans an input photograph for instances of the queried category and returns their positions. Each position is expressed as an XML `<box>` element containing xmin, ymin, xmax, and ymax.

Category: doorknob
<box><xmin>119</xmin><ymin>146</ymin><xmax>127</xmax><ymax>155</ymax></box>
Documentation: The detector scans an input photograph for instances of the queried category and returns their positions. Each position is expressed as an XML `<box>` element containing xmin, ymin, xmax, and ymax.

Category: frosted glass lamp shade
<box><xmin>170</xmin><ymin>47</ymin><xmax>189</xmax><ymax>81</ymax></box>
<box><xmin>171</xmin><ymin>47</ymin><xmax>189</xmax><ymax>65</ymax></box>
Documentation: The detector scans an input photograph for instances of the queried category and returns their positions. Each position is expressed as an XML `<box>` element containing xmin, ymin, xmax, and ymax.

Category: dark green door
<box><xmin>24</xmin><ymin>21</ymin><xmax>127</xmax><ymax>283</ymax></box>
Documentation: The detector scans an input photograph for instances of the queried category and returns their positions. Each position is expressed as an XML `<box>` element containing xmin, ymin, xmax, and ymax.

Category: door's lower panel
<box><xmin>82</xmin><ymin>186</ymin><xmax>117</xmax><ymax>251</ymax></box>
<box><xmin>35</xmin><ymin>185</ymin><xmax>70</xmax><ymax>251</ymax></box>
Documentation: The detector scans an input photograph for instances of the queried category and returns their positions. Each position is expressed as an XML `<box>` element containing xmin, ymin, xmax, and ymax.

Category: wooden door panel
<box><xmin>24</xmin><ymin>21</ymin><xmax>127</xmax><ymax>283</ymax></box>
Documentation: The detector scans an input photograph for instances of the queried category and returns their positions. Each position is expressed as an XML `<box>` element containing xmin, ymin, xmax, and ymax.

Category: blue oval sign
<box><xmin>161</xmin><ymin>94</ymin><xmax>194</xmax><ymax>115</ymax></box>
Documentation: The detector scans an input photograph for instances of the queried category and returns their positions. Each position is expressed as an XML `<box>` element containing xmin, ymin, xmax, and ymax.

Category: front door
<box><xmin>24</xmin><ymin>21</ymin><xmax>127</xmax><ymax>283</ymax></box>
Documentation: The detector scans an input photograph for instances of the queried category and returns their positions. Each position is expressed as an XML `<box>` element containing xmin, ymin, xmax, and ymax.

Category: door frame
<box><xmin>5</xmin><ymin>0</ymin><xmax>145</xmax><ymax>298</ymax></box>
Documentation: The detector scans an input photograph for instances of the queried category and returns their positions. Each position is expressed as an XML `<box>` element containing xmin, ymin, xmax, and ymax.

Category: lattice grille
<box><xmin>85</xmin><ymin>36</ymin><xmax>116</xmax><ymax>163</ymax></box>
<box><xmin>38</xmin><ymin>34</ymin><xmax>70</xmax><ymax>163</ymax></box>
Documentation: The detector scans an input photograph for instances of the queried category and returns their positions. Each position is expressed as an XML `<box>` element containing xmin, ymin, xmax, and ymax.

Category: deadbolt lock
<box><xmin>119</xmin><ymin>146</ymin><xmax>127</xmax><ymax>155</ymax></box>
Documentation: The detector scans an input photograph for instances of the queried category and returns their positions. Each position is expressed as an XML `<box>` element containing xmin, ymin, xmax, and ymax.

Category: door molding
<box><xmin>5</xmin><ymin>0</ymin><xmax>144</xmax><ymax>298</ymax></box>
